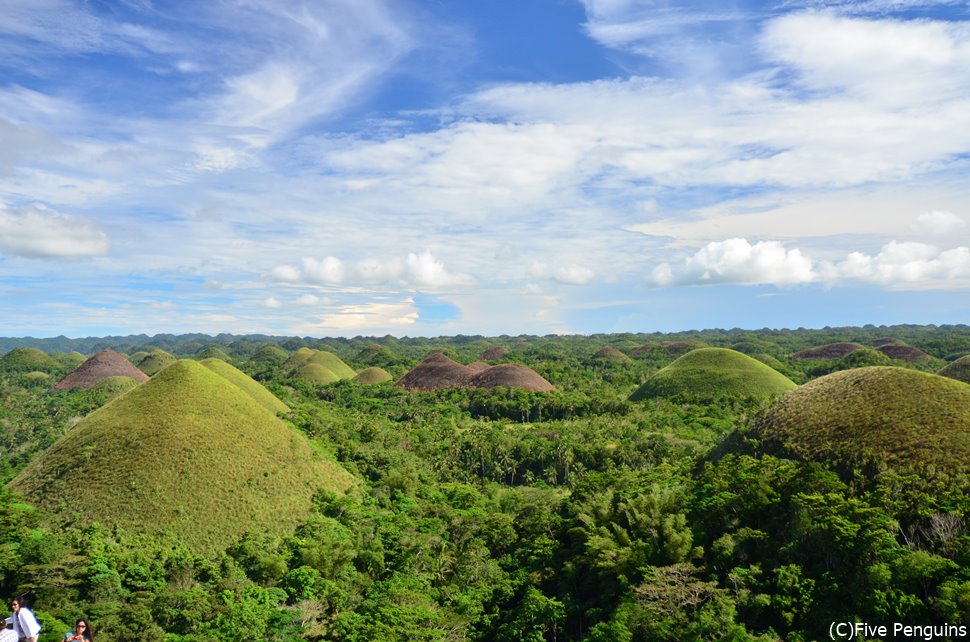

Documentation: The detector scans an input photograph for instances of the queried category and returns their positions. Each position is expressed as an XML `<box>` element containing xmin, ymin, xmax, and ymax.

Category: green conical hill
<box><xmin>354</xmin><ymin>343</ymin><xmax>401</xmax><ymax>368</ymax></box>
<box><xmin>9</xmin><ymin>360</ymin><xmax>354</xmax><ymax>551</ymax></box>
<box><xmin>135</xmin><ymin>349</ymin><xmax>176</xmax><ymax>375</ymax></box>
<box><xmin>939</xmin><ymin>355</ymin><xmax>970</xmax><ymax>384</ymax></box>
<box><xmin>55</xmin><ymin>351</ymin><xmax>88</xmax><ymax>368</ymax></box>
<box><xmin>309</xmin><ymin>351</ymin><xmax>355</xmax><ymax>379</ymax></box>
<box><xmin>250</xmin><ymin>345</ymin><xmax>289</xmax><ymax>367</ymax></box>
<box><xmin>283</xmin><ymin>347</ymin><xmax>317</xmax><ymax>370</ymax></box>
<box><xmin>630</xmin><ymin>348</ymin><xmax>797</xmax><ymax>401</ymax></box>
<box><xmin>754</xmin><ymin>367</ymin><xmax>970</xmax><ymax>480</ymax></box>
<box><xmin>0</xmin><ymin>348</ymin><xmax>59</xmax><ymax>372</ymax></box>
<box><xmin>198</xmin><ymin>358</ymin><xmax>288</xmax><ymax>414</ymax></box>
<box><xmin>90</xmin><ymin>375</ymin><xmax>142</xmax><ymax>399</ymax></box>
<box><xmin>284</xmin><ymin>349</ymin><xmax>355</xmax><ymax>380</ymax></box>
<box><xmin>353</xmin><ymin>367</ymin><xmax>392</xmax><ymax>384</ymax></box>
<box><xmin>294</xmin><ymin>363</ymin><xmax>340</xmax><ymax>385</ymax></box>
<box><xmin>196</xmin><ymin>345</ymin><xmax>231</xmax><ymax>361</ymax></box>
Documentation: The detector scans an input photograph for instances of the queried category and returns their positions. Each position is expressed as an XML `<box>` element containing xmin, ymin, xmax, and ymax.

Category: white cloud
<box><xmin>912</xmin><ymin>210</ymin><xmax>966</xmax><ymax>236</ymax></box>
<box><xmin>653</xmin><ymin>237</ymin><xmax>970</xmax><ymax>289</ymax></box>
<box><xmin>264</xmin><ymin>296</ymin><xmax>282</xmax><ymax>308</ymax></box>
<box><xmin>820</xmin><ymin>241</ymin><xmax>970</xmax><ymax>286</ymax></box>
<box><xmin>297</xmin><ymin>298</ymin><xmax>419</xmax><ymax>332</ymax></box>
<box><xmin>0</xmin><ymin>204</ymin><xmax>110</xmax><ymax>258</ymax></box>
<box><xmin>760</xmin><ymin>12</ymin><xmax>970</xmax><ymax>103</ymax></box>
<box><xmin>296</xmin><ymin>294</ymin><xmax>320</xmax><ymax>306</ymax></box>
<box><xmin>530</xmin><ymin>260</ymin><xmax>596</xmax><ymax>285</ymax></box>
<box><xmin>269</xmin><ymin>250</ymin><xmax>473</xmax><ymax>290</ymax></box>
<box><xmin>653</xmin><ymin>238</ymin><xmax>815</xmax><ymax>286</ymax></box>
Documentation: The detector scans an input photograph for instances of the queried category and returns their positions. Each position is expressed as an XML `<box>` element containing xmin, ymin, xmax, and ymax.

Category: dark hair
<box><xmin>74</xmin><ymin>619</ymin><xmax>94</xmax><ymax>641</ymax></box>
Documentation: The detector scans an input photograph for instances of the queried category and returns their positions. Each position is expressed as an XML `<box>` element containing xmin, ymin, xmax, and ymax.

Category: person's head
<box><xmin>75</xmin><ymin>619</ymin><xmax>92</xmax><ymax>639</ymax></box>
<box><xmin>10</xmin><ymin>599</ymin><xmax>20</xmax><ymax>613</ymax></box>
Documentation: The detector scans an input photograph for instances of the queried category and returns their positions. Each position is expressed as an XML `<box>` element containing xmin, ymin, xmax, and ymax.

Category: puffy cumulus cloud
<box><xmin>297</xmin><ymin>298</ymin><xmax>419</xmax><ymax>332</ymax></box>
<box><xmin>269</xmin><ymin>250</ymin><xmax>473</xmax><ymax>289</ymax></box>
<box><xmin>653</xmin><ymin>237</ymin><xmax>970</xmax><ymax>289</ymax></box>
<box><xmin>911</xmin><ymin>210</ymin><xmax>966</xmax><ymax>236</ymax></box>
<box><xmin>820</xmin><ymin>241</ymin><xmax>970</xmax><ymax>286</ymax></box>
<box><xmin>264</xmin><ymin>297</ymin><xmax>282</xmax><ymax>308</ymax></box>
<box><xmin>652</xmin><ymin>238</ymin><xmax>815</xmax><ymax>286</ymax></box>
<box><xmin>0</xmin><ymin>204</ymin><xmax>110</xmax><ymax>258</ymax></box>
<box><xmin>530</xmin><ymin>260</ymin><xmax>596</xmax><ymax>285</ymax></box>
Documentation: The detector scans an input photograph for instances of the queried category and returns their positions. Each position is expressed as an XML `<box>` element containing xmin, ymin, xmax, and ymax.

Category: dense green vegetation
<box><xmin>0</xmin><ymin>325</ymin><xmax>968</xmax><ymax>641</ymax></box>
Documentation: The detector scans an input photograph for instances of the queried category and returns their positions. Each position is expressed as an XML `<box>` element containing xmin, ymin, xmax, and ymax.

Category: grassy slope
<box><xmin>284</xmin><ymin>348</ymin><xmax>356</xmax><ymax>380</ymax></box>
<box><xmin>630</xmin><ymin>348</ymin><xmax>797</xmax><ymax>401</ymax></box>
<box><xmin>353</xmin><ymin>367</ymin><xmax>392</xmax><ymax>384</ymax></box>
<box><xmin>136</xmin><ymin>349</ymin><xmax>177</xmax><ymax>376</ymax></box>
<box><xmin>939</xmin><ymin>355</ymin><xmax>970</xmax><ymax>384</ymax></box>
<box><xmin>0</xmin><ymin>348</ymin><xmax>59</xmax><ymax>372</ymax></box>
<box><xmin>295</xmin><ymin>363</ymin><xmax>340</xmax><ymax>385</ymax></box>
<box><xmin>9</xmin><ymin>360</ymin><xmax>354</xmax><ymax>550</ymax></box>
<box><xmin>755</xmin><ymin>366</ymin><xmax>970</xmax><ymax>479</ymax></box>
<box><xmin>198</xmin><ymin>358</ymin><xmax>288</xmax><ymax>413</ymax></box>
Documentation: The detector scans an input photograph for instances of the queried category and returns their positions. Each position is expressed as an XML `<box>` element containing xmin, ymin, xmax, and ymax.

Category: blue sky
<box><xmin>1</xmin><ymin>0</ymin><xmax>969</xmax><ymax>338</ymax></box>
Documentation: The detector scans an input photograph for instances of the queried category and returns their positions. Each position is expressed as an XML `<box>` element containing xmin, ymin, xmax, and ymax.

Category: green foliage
<box><xmin>2</xmin><ymin>327</ymin><xmax>970</xmax><ymax>640</ymax></box>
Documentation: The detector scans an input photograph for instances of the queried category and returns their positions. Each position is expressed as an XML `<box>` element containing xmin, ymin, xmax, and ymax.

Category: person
<box><xmin>64</xmin><ymin>619</ymin><xmax>93</xmax><ymax>641</ymax></box>
<box><xmin>5</xmin><ymin>598</ymin><xmax>41</xmax><ymax>642</ymax></box>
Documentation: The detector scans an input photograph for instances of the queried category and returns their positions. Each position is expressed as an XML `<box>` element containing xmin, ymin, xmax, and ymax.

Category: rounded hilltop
<box><xmin>353</xmin><ymin>367</ymin><xmax>392</xmax><ymax>384</ymax></box>
<box><xmin>753</xmin><ymin>366</ymin><xmax>970</xmax><ymax>481</ymax></box>
<box><xmin>0</xmin><ymin>347</ymin><xmax>59</xmax><ymax>372</ymax></box>
<box><xmin>53</xmin><ymin>349</ymin><xmax>149</xmax><ymax>391</ymax></box>
<box><xmin>630</xmin><ymin>348</ymin><xmax>797</xmax><ymax>401</ymax></box>
<box><xmin>9</xmin><ymin>359</ymin><xmax>353</xmax><ymax>551</ymax></box>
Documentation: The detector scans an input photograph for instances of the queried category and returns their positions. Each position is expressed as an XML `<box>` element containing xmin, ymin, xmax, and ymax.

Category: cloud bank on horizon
<box><xmin>1</xmin><ymin>0</ymin><xmax>969</xmax><ymax>337</ymax></box>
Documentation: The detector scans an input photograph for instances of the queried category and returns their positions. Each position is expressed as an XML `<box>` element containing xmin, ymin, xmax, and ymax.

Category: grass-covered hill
<box><xmin>630</xmin><ymin>347</ymin><xmax>797</xmax><ymax>401</ymax></box>
<box><xmin>134</xmin><ymin>348</ymin><xmax>177</xmax><ymax>375</ymax></box>
<box><xmin>294</xmin><ymin>362</ymin><xmax>340</xmax><ymax>385</ymax></box>
<box><xmin>195</xmin><ymin>345</ymin><xmax>231</xmax><ymax>361</ymax></box>
<box><xmin>753</xmin><ymin>366</ymin><xmax>970</xmax><ymax>481</ymax></box>
<box><xmin>197</xmin><ymin>358</ymin><xmax>288</xmax><ymax>414</ymax></box>
<box><xmin>8</xmin><ymin>359</ymin><xmax>354</xmax><ymax>550</ymax></box>
<box><xmin>284</xmin><ymin>348</ymin><xmax>356</xmax><ymax>379</ymax></box>
<box><xmin>0</xmin><ymin>347</ymin><xmax>60</xmax><ymax>372</ymax></box>
<box><xmin>939</xmin><ymin>354</ymin><xmax>970</xmax><ymax>384</ymax></box>
<box><xmin>353</xmin><ymin>366</ymin><xmax>392</xmax><ymax>384</ymax></box>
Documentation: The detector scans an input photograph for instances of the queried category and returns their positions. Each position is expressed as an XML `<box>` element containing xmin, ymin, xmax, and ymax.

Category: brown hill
<box><xmin>54</xmin><ymin>350</ymin><xmax>150</xmax><ymax>391</ymax></box>
<box><xmin>467</xmin><ymin>361</ymin><xmax>491</xmax><ymax>373</ymax></box>
<box><xmin>481</xmin><ymin>346</ymin><xmax>508</xmax><ymax>361</ymax></box>
<box><xmin>397</xmin><ymin>352</ymin><xmax>473</xmax><ymax>391</ymax></box>
<box><xmin>466</xmin><ymin>364</ymin><xmax>554</xmax><ymax>392</ymax></box>
<box><xmin>876</xmin><ymin>344</ymin><xmax>933</xmax><ymax>362</ymax></box>
<box><xmin>632</xmin><ymin>340</ymin><xmax>705</xmax><ymax>359</ymax></box>
<box><xmin>790</xmin><ymin>342</ymin><xmax>863</xmax><ymax>360</ymax></box>
<box><xmin>593</xmin><ymin>346</ymin><xmax>632</xmax><ymax>362</ymax></box>
<box><xmin>871</xmin><ymin>337</ymin><xmax>904</xmax><ymax>348</ymax></box>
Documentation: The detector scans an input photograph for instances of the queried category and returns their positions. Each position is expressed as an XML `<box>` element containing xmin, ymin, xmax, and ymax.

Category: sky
<box><xmin>1</xmin><ymin>0</ymin><xmax>970</xmax><ymax>338</ymax></box>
